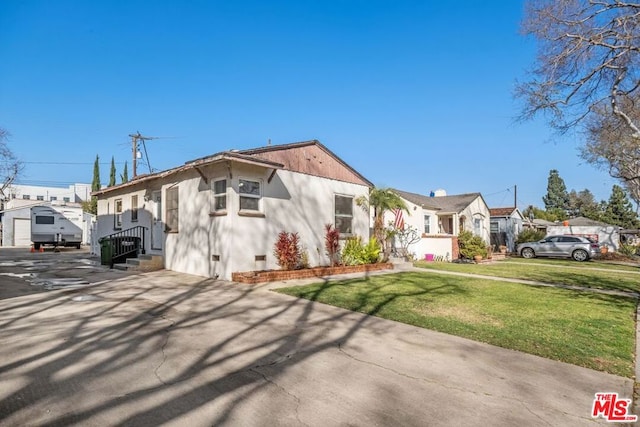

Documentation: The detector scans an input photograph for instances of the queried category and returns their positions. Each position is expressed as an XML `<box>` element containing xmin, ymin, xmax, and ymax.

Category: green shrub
<box><xmin>515</xmin><ymin>228</ymin><xmax>546</xmax><ymax>245</ymax></box>
<box><xmin>362</xmin><ymin>237</ymin><xmax>381</xmax><ymax>264</ymax></box>
<box><xmin>618</xmin><ymin>243</ymin><xmax>639</xmax><ymax>257</ymax></box>
<box><xmin>458</xmin><ymin>230</ymin><xmax>488</xmax><ymax>259</ymax></box>
<box><xmin>341</xmin><ymin>236</ymin><xmax>381</xmax><ymax>265</ymax></box>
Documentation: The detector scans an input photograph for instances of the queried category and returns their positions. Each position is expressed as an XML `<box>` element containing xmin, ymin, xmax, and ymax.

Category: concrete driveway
<box><xmin>0</xmin><ymin>248</ymin><xmax>632</xmax><ymax>426</ymax></box>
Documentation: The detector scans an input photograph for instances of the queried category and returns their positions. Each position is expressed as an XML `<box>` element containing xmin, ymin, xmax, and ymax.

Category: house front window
<box><xmin>490</xmin><ymin>221</ymin><xmax>499</xmax><ymax>233</ymax></box>
<box><xmin>50</xmin><ymin>196</ymin><xmax>57</xmax><ymax>201</ymax></box>
<box><xmin>335</xmin><ymin>195</ymin><xmax>353</xmax><ymax>235</ymax></box>
<box><xmin>166</xmin><ymin>187</ymin><xmax>179</xmax><ymax>232</ymax></box>
<box><xmin>474</xmin><ymin>218</ymin><xmax>482</xmax><ymax>235</ymax></box>
<box><xmin>36</xmin><ymin>195</ymin><xmax>44</xmax><ymax>201</ymax></box>
<box><xmin>22</xmin><ymin>195</ymin><xmax>30</xmax><ymax>200</ymax></box>
<box><xmin>131</xmin><ymin>195</ymin><xmax>138</xmax><ymax>222</ymax></box>
<box><xmin>424</xmin><ymin>215</ymin><xmax>431</xmax><ymax>234</ymax></box>
<box><xmin>239</xmin><ymin>179</ymin><xmax>261</xmax><ymax>211</ymax></box>
<box><xmin>212</xmin><ymin>179</ymin><xmax>227</xmax><ymax>212</ymax></box>
<box><xmin>114</xmin><ymin>199</ymin><xmax>123</xmax><ymax>229</ymax></box>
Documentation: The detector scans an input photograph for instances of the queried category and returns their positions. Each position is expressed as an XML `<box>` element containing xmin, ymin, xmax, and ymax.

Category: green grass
<box><xmin>414</xmin><ymin>259</ymin><xmax>640</xmax><ymax>293</ymax></box>
<box><xmin>504</xmin><ymin>257</ymin><xmax>640</xmax><ymax>272</ymax></box>
<box><xmin>275</xmin><ymin>272</ymin><xmax>636</xmax><ymax>378</ymax></box>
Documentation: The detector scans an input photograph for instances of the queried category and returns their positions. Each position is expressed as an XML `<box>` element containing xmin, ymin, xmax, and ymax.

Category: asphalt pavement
<box><xmin>0</xmin><ymin>247</ymin><xmax>633</xmax><ymax>426</ymax></box>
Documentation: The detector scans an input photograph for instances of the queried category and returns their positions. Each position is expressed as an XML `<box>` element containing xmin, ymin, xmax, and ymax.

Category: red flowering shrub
<box><xmin>325</xmin><ymin>224</ymin><xmax>341</xmax><ymax>267</ymax></box>
<box><xmin>273</xmin><ymin>231</ymin><xmax>301</xmax><ymax>270</ymax></box>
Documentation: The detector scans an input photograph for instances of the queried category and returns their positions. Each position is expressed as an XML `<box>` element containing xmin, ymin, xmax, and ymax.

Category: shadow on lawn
<box><xmin>279</xmin><ymin>271</ymin><xmax>469</xmax><ymax>317</ymax></box>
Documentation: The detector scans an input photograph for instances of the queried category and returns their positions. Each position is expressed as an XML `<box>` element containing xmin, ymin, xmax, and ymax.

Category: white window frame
<box><xmin>131</xmin><ymin>195</ymin><xmax>139</xmax><ymax>222</ymax></box>
<box><xmin>238</xmin><ymin>178</ymin><xmax>262</xmax><ymax>212</ymax></box>
<box><xmin>334</xmin><ymin>194</ymin><xmax>354</xmax><ymax>236</ymax></box>
<box><xmin>212</xmin><ymin>178</ymin><xmax>227</xmax><ymax>213</ymax></box>
<box><xmin>424</xmin><ymin>214</ymin><xmax>431</xmax><ymax>234</ymax></box>
<box><xmin>474</xmin><ymin>218</ymin><xmax>482</xmax><ymax>235</ymax></box>
<box><xmin>490</xmin><ymin>221</ymin><xmax>499</xmax><ymax>233</ymax></box>
<box><xmin>114</xmin><ymin>198</ymin><xmax>123</xmax><ymax>229</ymax></box>
<box><xmin>166</xmin><ymin>187</ymin><xmax>179</xmax><ymax>233</ymax></box>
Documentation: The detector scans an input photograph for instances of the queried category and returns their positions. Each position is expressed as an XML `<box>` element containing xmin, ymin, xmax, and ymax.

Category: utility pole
<box><xmin>130</xmin><ymin>132</ymin><xmax>140</xmax><ymax>178</ymax></box>
<box><xmin>514</xmin><ymin>184</ymin><xmax>517</xmax><ymax>208</ymax></box>
<box><xmin>129</xmin><ymin>131</ymin><xmax>156</xmax><ymax>178</ymax></box>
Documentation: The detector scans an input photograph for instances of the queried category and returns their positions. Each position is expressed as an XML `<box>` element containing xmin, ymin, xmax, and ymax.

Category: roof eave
<box><xmin>92</xmin><ymin>153</ymin><xmax>284</xmax><ymax>197</ymax></box>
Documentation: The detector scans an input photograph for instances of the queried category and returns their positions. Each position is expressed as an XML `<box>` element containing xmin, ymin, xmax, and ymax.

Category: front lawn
<box><xmin>275</xmin><ymin>271</ymin><xmax>636</xmax><ymax>378</ymax></box>
<box><xmin>414</xmin><ymin>259</ymin><xmax>640</xmax><ymax>293</ymax></box>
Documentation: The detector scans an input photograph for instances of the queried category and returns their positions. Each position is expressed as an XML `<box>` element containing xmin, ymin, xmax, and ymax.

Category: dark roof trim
<box><xmin>92</xmin><ymin>152</ymin><xmax>283</xmax><ymax>196</ymax></box>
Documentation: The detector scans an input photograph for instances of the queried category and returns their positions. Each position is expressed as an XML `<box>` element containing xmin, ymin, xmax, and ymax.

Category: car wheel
<box><xmin>521</xmin><ymin>247</ymin><xmax>535</xmax><ymax>259</ymax></box>
<box><xmin>572</xmin><ymin>249</ymin><xmax>589</xmax><ymax>262</ymax></box>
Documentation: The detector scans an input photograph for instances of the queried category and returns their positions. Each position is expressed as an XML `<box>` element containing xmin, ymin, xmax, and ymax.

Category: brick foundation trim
<box><xmin>232</xmin><ymin>263</ymin><xmax>394</xmax><ymax>284</ymax></box>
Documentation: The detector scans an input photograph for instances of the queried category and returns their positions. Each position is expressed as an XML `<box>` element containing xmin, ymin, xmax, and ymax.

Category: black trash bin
<box><xmin>99</xmin><ymin>238</ymin><xmax>114</xmax><ymax>266</ymax></box>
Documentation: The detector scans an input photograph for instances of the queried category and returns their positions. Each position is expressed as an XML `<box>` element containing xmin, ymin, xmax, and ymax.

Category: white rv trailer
<box><xmin>31</xmin><ymin>205</ymin><xmax>83</xmax><ymax>249</ymax></box>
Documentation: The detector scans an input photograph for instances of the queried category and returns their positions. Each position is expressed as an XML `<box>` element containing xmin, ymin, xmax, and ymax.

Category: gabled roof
<box><xmin>92</xmin><ymin>139</ymin><xmax>371</xmax><ymax>196</ymax></box>
<box><xmin>239</xmin><ymin>140</ymin><xmax>373</xmax><ymax>187</ymax></box>
<box><xmin>489</xmin><ymin>207</ymin><xmax>517</xmax><ymax>217</ymax></box>
<box><xmin>565</xmin><ymin>216</ymin><xmax>616</xmax><ymax>227</ymax></box>
<box><xmin>392</xmin><ymin>189</ymin><xmax>484</xmax><ymax>214</ymax></box>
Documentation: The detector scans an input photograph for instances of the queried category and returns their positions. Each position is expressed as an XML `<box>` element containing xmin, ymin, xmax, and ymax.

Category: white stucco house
<box><xmin>389</xmin><ymin>189</ymin><xmax>491</xmax><ymax>261</ymax></box>
<box><xmin>93</xmin><ymin>140</ymin><xmax>373</xmax><ymax>280</ymax></box>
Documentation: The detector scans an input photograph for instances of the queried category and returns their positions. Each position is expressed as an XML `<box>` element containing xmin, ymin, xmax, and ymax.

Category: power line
<box><xmin>22</xmin><ymin>161</ymin><xmax>127</xmax><ymax>165</ymax></box>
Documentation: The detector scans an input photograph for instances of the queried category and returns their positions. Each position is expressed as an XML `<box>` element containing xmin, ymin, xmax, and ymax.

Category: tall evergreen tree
<box><xmin>109</xmin><ymin>156</ymin><xmax>116</xmax><ymax>187</ymax></box>
<box><xmin>82</xmin><ymin>154</ymin><xmax>100</xmax><ymax>215</ymax></box>
<box><xmin>601</xmin><ymin>185</ymin><xmax>640</xmax><ymax>229</ymax></box>
<box><xmin>120</xmin><ymin>161</ymin><xmax>128</xmax><ymax>184</ymax></box>
<box><xmin>542</xmin><ymin>169</ymin><xmax>569</xmax><ymax>217</ymax></box>
<box><xmin>91</xmin><ymin>155</ymin><xmax>100</xmax><ymax>192</ymax></box>
<box><xmin>567</xmin><ymin>189</ymin><xmax>601</xmax><ymax>220</ymax></box>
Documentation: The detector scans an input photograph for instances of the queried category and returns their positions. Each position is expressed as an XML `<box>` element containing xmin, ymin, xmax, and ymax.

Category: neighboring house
<box><xmin>93</xmin><ymin>140</ymin><xmax>373</xmax><ymax>280</ymax></box>
<box><xmin>546</xmin><ymin>216</ymin><xmax>621</xmax><ymax>251</ymax></box>
<box><xmin>489</xmin><ymin>207</ymin><xmax>524</xmax><ymax>253</ymax></box>
<box><xmin>390</xmin><ymin>189</ymin><xmax>491</xmax><ymax>261</ymax></box>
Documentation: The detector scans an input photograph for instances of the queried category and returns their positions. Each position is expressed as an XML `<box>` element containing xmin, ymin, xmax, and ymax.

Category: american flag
<box><xmin>393</xmin><ymin>208</ymin><xmax>404</xmax><ymax>229</ymax></box>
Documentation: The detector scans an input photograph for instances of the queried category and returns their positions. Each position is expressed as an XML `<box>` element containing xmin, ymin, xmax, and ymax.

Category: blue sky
<box><xmin>0</xmin><ymin>1</ymin><xmax>621</xmax><ymax>209</ymax></box>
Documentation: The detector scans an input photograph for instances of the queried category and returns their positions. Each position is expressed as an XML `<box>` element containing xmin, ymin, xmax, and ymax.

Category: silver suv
<box><xmin>517</xmin><ymin>235</ymin><xmax>600</xmax><ymax>262</ymax></box>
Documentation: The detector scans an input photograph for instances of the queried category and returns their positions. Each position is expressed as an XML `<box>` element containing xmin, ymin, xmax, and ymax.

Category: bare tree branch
<box><xmin>0</xmin><ymin>128</ymin><xmax>23</xmax><ymax>198</ymax></box>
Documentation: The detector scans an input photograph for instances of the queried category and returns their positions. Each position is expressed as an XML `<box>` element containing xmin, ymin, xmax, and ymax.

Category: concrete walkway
<box><xmin>0</xmin><ymin>265</ymin><xmax>632</xmax><ymax>426</ymax></box>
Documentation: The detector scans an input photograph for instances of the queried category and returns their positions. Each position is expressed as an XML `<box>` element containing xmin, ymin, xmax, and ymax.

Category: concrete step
<box><xmin>124</xmin><ymin>254</ymin><xmax>164</xmax><ymax>272</ymax></box>
<box><xmin>112</xmin><ymin>263</ymin><xmax>130</xmax><ymax>271</ymax></box>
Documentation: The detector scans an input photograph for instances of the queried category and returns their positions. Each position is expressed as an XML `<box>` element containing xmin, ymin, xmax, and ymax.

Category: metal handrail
<box><xmin>100</xmin><ymin>226</ymin><xmax>147</xmax><ymax>267</ymax></box>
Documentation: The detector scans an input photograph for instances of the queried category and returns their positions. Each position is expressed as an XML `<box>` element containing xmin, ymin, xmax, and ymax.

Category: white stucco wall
<box><xmin>459</xmin><ymin>196</ymin><xmax>491</xmax><ymax>244</ymax></box>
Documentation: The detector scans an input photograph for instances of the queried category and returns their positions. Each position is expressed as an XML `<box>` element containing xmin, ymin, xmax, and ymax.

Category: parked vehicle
<box><xmin>31</xmin><ymin>205</ymin><xmax>82</xmax><ymax>250</ymax></box>
<box><xmin>516</xmin><ymin>235</ymin><xmax>600</xmax><ymax>262</ymax></box>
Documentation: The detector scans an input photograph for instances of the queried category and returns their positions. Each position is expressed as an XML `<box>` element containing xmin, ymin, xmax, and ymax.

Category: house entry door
<box><xmin>151</xmin><ymin>190</ymin><xmax>163</xmax><ymax>250</ymax></box>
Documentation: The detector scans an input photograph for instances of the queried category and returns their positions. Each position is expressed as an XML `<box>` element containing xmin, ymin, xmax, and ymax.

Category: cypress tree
<box><xmin>109</xmin><ymin>156</ymin><xmax>116</xmax><ymax>187</ymax></box>
<box><xmin>91</xmin><ymin>155</ymin><xmax>101</xmax><ymax>192</ymax></box>
<box><xmin>83</xmin><ymin>155</ymin><xmax>101</xmax><ymax>215</ymax></box>
<box><xmin>121</xmin><ymin>161</ymin><xmax>128</xmax><ymax>184</ymax></box>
